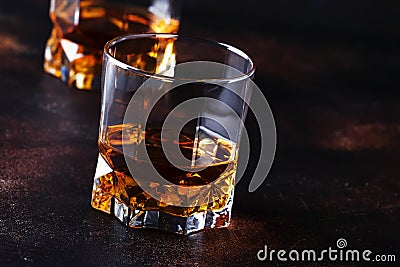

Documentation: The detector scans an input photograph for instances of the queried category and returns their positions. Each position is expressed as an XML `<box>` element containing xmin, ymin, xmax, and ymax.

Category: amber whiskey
<box><xmin>91</xmin><ymin>124</ymin><xmax>236</xmax><ymax>234</ymax></box>
<box><xmin>44</xmin><ymin>0</ymin><xmax>180</xmax><ymax>90</ymax></box>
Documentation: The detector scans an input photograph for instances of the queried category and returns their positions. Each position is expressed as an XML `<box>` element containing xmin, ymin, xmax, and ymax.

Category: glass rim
<box><xmin>103</xmin><ymin>33</ymin><xmax>256</xmax><ymax>83</ymax></box>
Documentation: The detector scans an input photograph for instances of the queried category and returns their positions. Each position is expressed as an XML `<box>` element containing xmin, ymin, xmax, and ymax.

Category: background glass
<box><xmin>44</xmin><ymin>0</ymin><xmax>182</xmax><ymax>90</ymax></box>
<box><xmin>91</xmin><ymin>34</ymin><xmax>255</xmax><ymax>234</ymax></box>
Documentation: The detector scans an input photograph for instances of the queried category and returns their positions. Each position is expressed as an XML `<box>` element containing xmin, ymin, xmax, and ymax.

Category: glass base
<box><xmin>91</xmin><ymin>155</ymin><xmax>233</xmax><ymax>235</ymax></box>
<box><xmin>43</xmin><ymin>28</ymin><xmax>100</xmax><ymax>90</ymax></box>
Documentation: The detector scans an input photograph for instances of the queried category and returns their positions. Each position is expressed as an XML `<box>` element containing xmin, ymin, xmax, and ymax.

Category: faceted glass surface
<box><xmin>91</xmin><ymin>155</ymin><xmax>233</xmax><ymax>235</ymax></box>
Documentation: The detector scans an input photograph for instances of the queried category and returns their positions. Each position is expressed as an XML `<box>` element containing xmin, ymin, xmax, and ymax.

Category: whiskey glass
<box><xmin>44</xmin><ymin>0</ymin><xmax>182</xmax><ymax>90</ymax></box>
<box><xmin>91</xmin><ymin>33</ymin><xmax>255</xmax><ymax>234</ymax></box>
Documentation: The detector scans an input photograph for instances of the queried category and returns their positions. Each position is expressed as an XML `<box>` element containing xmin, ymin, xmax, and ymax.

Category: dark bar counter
<box><xmin>0</xmin><ymin>1</ymin><xmax>399</xmax><ymax>265</ymax></box>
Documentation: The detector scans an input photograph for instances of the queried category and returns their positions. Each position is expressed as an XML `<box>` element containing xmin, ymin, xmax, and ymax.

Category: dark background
<box><xmin>0</xmin><ymin>0</ymin><xmax>399</xmax><ymax>266</ymax></box>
